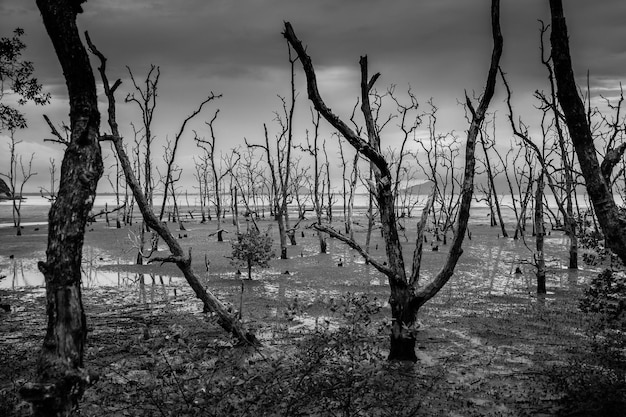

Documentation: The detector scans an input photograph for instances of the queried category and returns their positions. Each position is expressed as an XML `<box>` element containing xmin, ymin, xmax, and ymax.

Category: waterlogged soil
<box><xmin>0</xmin><ymin>215</ymin><xmax>623</xmax><ymax>416</ymax></box>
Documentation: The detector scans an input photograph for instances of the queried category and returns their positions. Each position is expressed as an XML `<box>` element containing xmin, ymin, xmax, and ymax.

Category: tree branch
<box><xmin>310</xmin><ymin>223</ymin><xmax>394</xmax><ymax>278</ymax></box>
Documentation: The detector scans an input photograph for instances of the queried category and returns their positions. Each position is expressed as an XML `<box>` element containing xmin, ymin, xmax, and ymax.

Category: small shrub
<box><xmin>230</xmin><ymin>228</ymin><xmax>275</xmax><ymax>280</ymax></box>
<box><xmin>579</xmin><ymin>269</ymin><xmax>626</xmax><ymax>355</ymax></box>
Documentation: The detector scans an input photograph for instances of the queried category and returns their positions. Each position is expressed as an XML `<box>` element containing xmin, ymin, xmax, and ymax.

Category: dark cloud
<box><xmin>1</xmin><ymin>0</ymin><xmax>625</xmax><ymax>191</ymax></box>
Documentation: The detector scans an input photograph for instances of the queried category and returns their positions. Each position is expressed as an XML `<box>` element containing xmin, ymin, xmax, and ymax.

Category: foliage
<box><xmin>230</xmin><ymin>228</ymin><xmax>275</xmax><ymax>279</ymax></box>
<box><xmin>329</xmin><ymin>292</ymin><xmax>384</xmax><ymax>335</ymax></box>
<box><xmin>550</xmin><ymin>361</ymin><xmax>626</xmax><ymax>417</ymax></box>
<box><xmin>0</xmin><ymin>28</ymin><xmax>50</xmax><ymax>131</ymax></box>
<box><xmin>579</xmin><ymin>268</ymin><xmax>626</xmax><ymax>354</ymax></box>
<box><xmin>76</xmin><ymin>294</ymin><xmax>424</xmax><ymax>417</ymax></box>
<box><xmin>576</xmin><ymin>209</ymin><xmax>626</xmax><ymax>269</ymax></box>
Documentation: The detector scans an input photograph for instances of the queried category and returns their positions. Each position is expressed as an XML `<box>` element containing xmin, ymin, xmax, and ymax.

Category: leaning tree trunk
<box><xmin>550</xmin><ymin>0</ymin><xmax>626</xmax><ymax>265</ymax></box>
<box><xmin>20</xmin><ymin>1</ymin><xmax>104</xmax><ymax>415</ymax></box>
<box><xmin>83</xmin><ymin>34</ymin><xmax>259</xmax><ymax>347</ymax></box>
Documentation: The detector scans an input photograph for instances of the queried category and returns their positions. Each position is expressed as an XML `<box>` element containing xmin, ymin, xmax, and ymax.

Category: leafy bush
<box><xmin>230</xmin><ymin>228</ymin><xmax>275</xmax><ymax>279</ymax></box>
<box><xmin>579</xmin><ymin>269</ymin><xmax>626</xmax><ymax>354</ymax></box>
<box><xmin>190</xmin><ymin>293</ymin><xmax>423</xmax><ymax>416</ymax></box>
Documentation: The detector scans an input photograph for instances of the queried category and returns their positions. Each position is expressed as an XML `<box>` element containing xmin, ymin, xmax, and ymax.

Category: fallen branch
<box><xmin>88</xmin><ymin>202</ymin><xmax>126</xmax><ymax>223</ymax></box>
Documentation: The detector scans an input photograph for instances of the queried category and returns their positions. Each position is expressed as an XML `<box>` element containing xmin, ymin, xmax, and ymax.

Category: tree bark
<box><xmin>549</xmin><ymin>0</ymin><xmax>626</xmax><ymax>264</ymax></box>
<box><xmin>535</xmin><ymin>172</ymin><xmax>547</xmax><ymax>294</ymax></box>
<box><xmin>21</xmin><ymin>1</ymin><xmax>103</xmax><ymax>414</ymax></box>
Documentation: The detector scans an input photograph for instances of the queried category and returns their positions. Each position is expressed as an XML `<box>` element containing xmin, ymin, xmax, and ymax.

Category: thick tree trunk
<box><xmin>21</xmin><ymin>1</ymin><xmax>104</xmax><ymax>414</ymax></box>
<box><xmin>389</xmin><ymin>284</ymin><xmax>417</xmax><ymax>362</ymax></box>
<box><xmin>550</xmin><ymin>0</ymin><xmax>626</xmax><ymax>265</ymax></box>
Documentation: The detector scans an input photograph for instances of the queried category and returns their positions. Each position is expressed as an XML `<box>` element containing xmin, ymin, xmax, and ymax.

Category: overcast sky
<box><xmin>1</xmin><ymin>0</ymin><xmax>626</xmax><ymax>193</ymax></box>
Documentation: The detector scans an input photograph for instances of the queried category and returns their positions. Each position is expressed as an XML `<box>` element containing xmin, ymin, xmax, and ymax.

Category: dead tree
<box><xmin>0</xmin><ymin>130</ymin><xmax>36</xmax><ymax>236</ymax></box>
<box><xmin>158</xmin><ymin>93</ymin><xmax>219</xmax><ymax>222</ymax></box>
<box><xmin>195</xmin><ymin>110</ymin><xmax>230</xmax><ymax>233</ymax></box>
<box><xmin>39</xmin><ymin>157</ymin><xmax>58</xmax><ymax>203</ymax></box>
<box><xmin>284</xmin><ymin>0</ymin><xmax>502</xmax><ymax>360</ymax></box>
<box><xmin>125</xmin><ymin>65</ymin><xmax>159</xmax><ymax>209</ymax></box>
<box><xmin>549</xmin><ymin>0</ymin><xmax>626</xmax><ymax>265</ymax></box>
<box><xmin>534</xmin><ymin>171</ymin><xmax>547</xmax><ymax>293</ymax></box>
<box><xmin>388</xmin><ymin>86</ymin><xmax>422</xmax><ymax>218</ymax></box>
<box><xmin>537</xmin><ymin>20</ymin><xmax>577</xmax><ymax>268</ymax></box>
<box><xmin>502</xmin><ymin>71</ymin><xmax>576</xmax><ymax>269</ymax></box>
<box><xmin>247</xmin><ymin>123</ymin><xmax>290</xmax><ymax>258</ymax></box>
<box><xmin>299</xmin><ymin>109</ymin><xmax>328</xmax><ymax>253</ymax></box>
<box><xmin>479</xmin><ymin>114</ymin><xmax>508</xmax><ymax>237</ymax></box>
<box><xmin>20</xmin><ymin>1</ymin><xmax>104</xmax><ymax>413</ymax></box>
<box><xmin>417</xmin><ymin>100</ymin><xmax>462</xmax><ymax>244</ymax></box>
<box><xmin>85</xmin><ymin>34</ymin><xmax>258</xmax><ymax>345</ymax></box>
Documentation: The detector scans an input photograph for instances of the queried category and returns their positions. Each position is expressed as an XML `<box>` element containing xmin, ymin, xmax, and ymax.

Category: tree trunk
<box><xmin>480</xmin><ymin>135</ymin><xmax>508</xmax><ymax>237</ymax></box>
<box><xmin>277</xmin><ymin>211</ymin><xmax>288</xmax><ymax>259</ymax></box>
<box><xmin>21</xmin><ymin>1</ymin><xmax>103</xmax><ymax>414</ymax></box>
<box><xmin>550</xmin><ymin>0</ymin><xmax>626</xmax><ymax>265</ymax></box>
<box><xmin>535</xmin><ymin>172</ymin><xmax>547</xmax><ymax>294</ymax></box>
<box><xmin>389</xmin><ymin>285</ymin><xmax>417</xmax><ymax>362</ymax></box>
<box><xmin>284</xmin><ymin>0</ymin><xmax>501</xmax><ymax>361</ymax></box>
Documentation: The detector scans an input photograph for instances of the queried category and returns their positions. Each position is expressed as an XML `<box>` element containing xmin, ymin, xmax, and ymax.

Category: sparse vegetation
<box><xmin>230</xmin><ymin>228</ymin><xmax>275</xmax><ymax>280</ymax></box>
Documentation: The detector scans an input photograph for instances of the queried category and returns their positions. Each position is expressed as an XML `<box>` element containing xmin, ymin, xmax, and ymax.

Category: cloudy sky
<box><xmin>1</xmin><ymin>0</ymin><xmax>625</xmax><ymax>193</ymax></box>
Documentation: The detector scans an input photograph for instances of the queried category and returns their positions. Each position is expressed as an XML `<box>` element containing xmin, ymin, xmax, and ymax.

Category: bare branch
<box><xmin>311</xmin><ymin>223</ymin><xmax>394</xmax><ymax>277</ymax></box>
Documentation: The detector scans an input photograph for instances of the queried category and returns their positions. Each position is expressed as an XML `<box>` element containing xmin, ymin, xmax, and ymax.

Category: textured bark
<box><xmin>21</xmin><ymin>1</ymin><xmax>103</xmax><ymax>414</ymax></box>
<box><xmin>535</xmin><ymin>172</ymin><xmax>547</xmax><ymax>294</ymax></box>
<box><xmin>549</xmin><ymin>0</ymin><xmax>626</xmax><ymax>264</ymax></box>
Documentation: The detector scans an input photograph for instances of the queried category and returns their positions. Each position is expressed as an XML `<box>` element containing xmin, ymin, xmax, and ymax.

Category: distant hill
<box><xmin>402</xmin><ymin>180</ymin><xmax>434</xmax><ymax>194</ymax></box>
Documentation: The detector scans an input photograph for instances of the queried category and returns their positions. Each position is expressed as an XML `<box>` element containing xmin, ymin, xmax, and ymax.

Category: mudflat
<box><xmin>1</xmin><ymin>205</ymin><xmax>624</xmax><ymax>416</ymax></box>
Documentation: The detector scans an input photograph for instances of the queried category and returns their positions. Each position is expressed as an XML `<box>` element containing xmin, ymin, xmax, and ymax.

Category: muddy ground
<box><xmin>1</xmin><ymin>213</ymin><xmax>625</xmax><ymax>416</ymax></box>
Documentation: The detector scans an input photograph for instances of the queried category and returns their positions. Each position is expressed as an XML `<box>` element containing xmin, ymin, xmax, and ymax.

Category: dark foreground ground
<box><xmin>1</xmin><ymin>216</ymin><xmax>625</xmax><ymax>416</ymax></box>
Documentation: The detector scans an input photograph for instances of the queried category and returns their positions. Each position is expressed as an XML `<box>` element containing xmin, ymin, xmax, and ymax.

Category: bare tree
<box><xmin>193</xmin><ymin>152</ymin><xmax>211</xmax><ymax>223</ymax></box>
<box><xmin>0</xmin><ymin>130</ymin><xmax>36</xmax><ymax>235</ymax></box>
<box><xmin>534</xmin><ymin>170</ymin><xmax>547</xmax><ymax>293</ymax></box>
<box><xmin>158</xmin><ymin>93</ymin><xmax>219</xmax><ymax>223</ymax></box>
<box><xmin>284</xmin><ymin>0</ymin><xmax>502</xmax><ymax>360</ymax></box>
<box><xmin>299</xmin><ymin>109</ymin><xmax>328</xmax><ymax>253</ymax></box>
<box><xmin>549</xmin><ymin>0</ymin><xmax>626</xmax><ymax>265</ymax></box>
<box><xmin>478</xmin><ymin>114</ymin><xmax>508</xmax><ymax>237</ymax></box>
<box><xmin>86</xmin><ymin>33</ymin><xmax>258</xmax><ymax>348</ymax></box>
<box><xmin>195</xmin><ymin>111</ymin><xmax>239</xmax><ymax>239</ymax></box>
<box><xmin>39</xmin><ymin>157</ymin><xmax>58</xmax><ymax>203</ymax></box>
<box><xmin>417</xmin><ymin>100</ymin><xmax>463</xmax><ymax>245</ymax></box>
<box><xmin>338</xmin><ymin>137</ymin><xmax>360</xmax><ymax>239</ymax></box>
